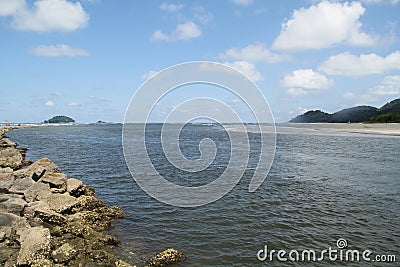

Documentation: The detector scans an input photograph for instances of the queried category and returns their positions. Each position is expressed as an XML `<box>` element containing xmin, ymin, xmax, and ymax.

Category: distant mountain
<box><xmin>44</xmin><ymin>115</ymin><xmax>75</xmax><ymax>124</ymax></box>
<box><xmin>289</xmin><ymin>110</ymin><xmax>332</xmax><ymax>123</ymax></box>
<box><xmin>289</xmin><ymin>98</ymin><xmax>400</xmax><ymax>123</ymax></box>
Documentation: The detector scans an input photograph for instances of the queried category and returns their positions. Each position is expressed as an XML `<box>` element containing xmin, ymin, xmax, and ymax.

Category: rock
<box><xmin>115</xmin><ymin>259</ymin><xmax>133</xmax><ymax>267</ymax></box>
<box><xmin>75</xmin><ymin>195</ymin><xmax>106</xmax><ymax>211</ymax></box>
<box><xmin>67</xmin><ymin>178</ymin><xmax>86</xmax><ymax>197</ymax></box>
<box><xmin>35</xmin><ymin>208</ymin><xmax>68</xmax><ymax>226</ymax></box>
<box><xmin>0</xmin><ymin>137</ymin><xmax>17</xmax><ymax>149</ymax></box>
<box><xmin>0</xmin><ymin>148</ymin><xmax>24</xmax><ymax>170</ymax></box>
<box><xmin>24</xmin><ymin>182</ymin><xmax>52</xmax><ymax>202</ymax></box>
<box><xmin>17</xmin><ymin>227</ymin><xmax>51</xmax><ymax>266</ymax></box>
<box><xmin>0</xmin><ymin>167</ymin><xmax>14</xmax><ymax>193</ymax></box>
<box><xmin>147</xmin><ymin>248</ymin><xmax>185</xmax><ymax>267</ymax></box>
<box><xmin>51</xmin><ymin>243</ymin><xmax>76</xmax><ymax>263</ymax></box>
<box><xmin>0</xmin><ymin>194</ymin><xmax>27</xmax><ymax>215</ymax></box>
<box><xmin>46</xmin><ymin>193</ymin><xmax>79</xmax><ymax>214</ymax></box>
<box><xmin>40</xmin><ymin>172</ymin><xmax>67</xmax><ymax>193</ymax></box>
<box><xmin>0</xmin><ymin>211</ymin><xmax>30</xmax><ymax>228</ymax></box>
<box><xmin>8</xmin><ymin>177</ymin><xmax>35</xmax><ymax>194</ymax></box>
<box><xmin>14</xmin><ymin>158</ymin><xmax>61</xmax><ymax>181</ymax></box>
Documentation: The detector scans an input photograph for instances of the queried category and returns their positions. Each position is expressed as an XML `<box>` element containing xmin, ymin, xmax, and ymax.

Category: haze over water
<box><xmin>9</xmin><ymin>124</ymin><xmax>399</xmax><ymax>266</ymax></box>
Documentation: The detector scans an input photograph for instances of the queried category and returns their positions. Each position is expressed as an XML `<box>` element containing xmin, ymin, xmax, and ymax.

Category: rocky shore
<box><xmin>0</xmin><ymin>127</ymin><xmax>185</xmax><ymax>267</ymax></box>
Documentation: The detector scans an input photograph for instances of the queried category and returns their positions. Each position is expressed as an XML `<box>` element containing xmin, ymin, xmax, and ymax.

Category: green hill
<box><xmin>44</xmin><ymin>115</ymin><xmax>75</xmax><ymax>124</ymax></box>
<box><xmin>289</xmin><ymin>98</ymin><xmax>400</xmax><ymax>123</ymax></box>
<box><xmin>330</xmin><ymin>106</ymin><xmax>378</xmax><ymax>123</ymax></box>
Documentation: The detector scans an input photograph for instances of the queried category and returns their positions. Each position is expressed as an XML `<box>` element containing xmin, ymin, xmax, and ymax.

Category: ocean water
<box><xmin>8</xmin><ymin>124</ymin><xmax>399</xmax><ymax>266</ymax></box>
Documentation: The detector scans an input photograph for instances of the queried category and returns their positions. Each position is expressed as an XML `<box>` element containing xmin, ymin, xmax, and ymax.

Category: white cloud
<box><xmin>31</xmin><ymin>44</ymin><xmax>89</xmax><ymax>57</ymax></box>
<box><xmin>219</xmin><ymin>43</ymin><xmax>289</xmax><ymax>63</ymax></box>
<box><xmin>193</xmin><ymin>6</ymin><xmax>213</xmax><ymax>24</ymax></box>
<box><xmin>141</xmin><ymin>70</ymin><xmax>158</xmax><ymax>80</ymax></box>
<box><xmin>68</xmin><ymin>102</ymin><xmax>81</xmax><ymax>106</ymax></box>
<box><xmin>224</xmin><ymin>61</ymin><xmax>263</xmax><ymax>82</ymax></box>
<box><xmin>319</xmin><ymin>51</ymin><xmax>400</xmax><ymax>76</ymax></box>
<box><xmin>160</xmin><ymin>3</ymin><xmax>183</xmax><ymax>12</ymax></box>
<box><xmin>361</xmin><ymin>0</ymin><xmax>400</xmax><ymax>4</ymax></box>
<box><xmin>369</xmin><ymin>75</ymin><xmax>400</xmax><ymax>95</ymax></box>
<box><xmin>282</xmin><ymin>69</ymin><xmax>333</xmax><ymax>89</ymax></box>
<box><xmin>287</xmin><ymin>88</ymin><xmax>307</xmax><ymax>96</ymax></box>
<box><xmin>0</xmin><ymin>0</ymin><xmax>25</xmax><ymax>16</ymax></box>
<box><xmin>45</xmin><ymin>100</ymin><xmax>55</xmax><ymax>107</ymax></box>
<box><xmin>231</xmin><ymin>0</ymin><xmax>253</xmax><ymax>6</ymax></box>
<box><xmin>272</xmin><ymin>1</ymin><xmax>376</xmax><ymax>50</ymax></box>
<box><xmin>0</xmin><ymin>0</ymin><xmax>89</xmax><ymax>32</ymax></box>
<box><xmin>151</xmin><ymin>21</ymin><xmax>202</xmax><ymax>41</ymax></box>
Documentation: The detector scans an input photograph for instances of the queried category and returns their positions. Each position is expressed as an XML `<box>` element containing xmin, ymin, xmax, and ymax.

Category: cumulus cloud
<box><xmin>369</xmin><ymin>75</ymin><xmax>400</xmax><ymax>95</ymax></box>
<box><xmin>68</xmin><ymin>102</ymin><xmax>81</xmax><ymax>106</ymax></box>
<box><xmin>282</xmin><ymin>69</ymin><xmax>333</xmax><ymax>89</ymax></box>
<box><xmin>0</xmin><ymin>0</ymin><xmax>89</xmax><ymax>32</ymax></box>
<box><xmin>231</xmin><ymin>0</ymin><xmax>253</xmax><ymax>6</ymax></box>
<box><xmin>45</xmin><ymin>100</ymin><xmax>55</xmax><ymax>106</ymax></box>
<box><xmin>160</xmin><ymin>2</ymin><xmax>183</xmax><ymax>12</ymax></box>
<box><xmin>361</xmin><ymin>0</ymin><xmax>400</xmax><ymax>4</ymax></box>
<box><xmin>31</xmin><ymin>44</ymin><xmax>89</xmax><ymax>57</ymax></box>
<box><xmin>218</xmin><ymin>43</ymin><xmax>289</xmax><ymax>63</ymax></box>
<box><xmin>224</xmin><ymin>61</ymin><xmax>263</xmax><ymax>82</ymax></box>
<box><xmin>319</xmin><ymin>51</ymin><xmax>400</xmax><ymax>76</ymax></box>
<box><xmin>287</xmin><ymin>88</ymin><xmax>307</xmax><ymax>96</ymax></box>
<box><xmin>272</xmin><ymin>1</ymin><xmax>376</xmax><ymax>50</ymax></box>
<box><xmin>151</xmin><ymin>21</ymin><xmax>202</xmax><ymax>41</ymax></box>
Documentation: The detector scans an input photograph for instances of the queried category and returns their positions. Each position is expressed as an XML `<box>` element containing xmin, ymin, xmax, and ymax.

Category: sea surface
<box><xmin>8</xmin><ymin>124</ymin><xmax>399</xmax><ymax>266</ymax></box>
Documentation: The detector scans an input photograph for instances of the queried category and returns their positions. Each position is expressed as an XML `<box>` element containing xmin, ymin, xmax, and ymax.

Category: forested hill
<box><xmin>289</xmin><ymin>98</ymin><xmax>400</xmax><ymax>123</ymax></box>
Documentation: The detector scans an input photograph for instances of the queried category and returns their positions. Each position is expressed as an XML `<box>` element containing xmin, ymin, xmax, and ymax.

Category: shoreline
<box><xmin>278</xmin><ymin>123</ymin><xmax>400</xmax><ymax>136</ymax></box>
<box><xmin>0</xmin><ymin>127</ymin><xmax>184</xmax><ymax>267</ymax></box>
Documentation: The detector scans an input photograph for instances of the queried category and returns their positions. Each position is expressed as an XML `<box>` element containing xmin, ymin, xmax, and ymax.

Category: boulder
<box><xmin>147</xmin><ymin>248</ymin><xmax>185</xmax><ymax>267</ymax></box>
<box><xmin>0</xmin><ymin>137</ymin><xmax>17</xmax><ymax>149</ymax></box>
<box><xmin>17</xmin><ymin>227</ymin><xmax>51</xmax><ymax>266</ymax></box>
<box><xmin>24</xmin><ymin>182</ymin><xmax>51</xmax><ymax>202</ymax></box>
<box><xmin>46</xmin><ymin>193</ymin><xmax>79</xmax><ymax>213</ymax></box>
<box><xmin>39</xmin><ymin>172</ymin><xmax>67</xmax><ymax>193</ymax></box>
<box><xmin>0</xmin><ymin>211</ymin><xmax>30</xmax><ymax>241</ymax></box>
<box><xmin>0</xmin><ymin>148</ymin><xmax>23</xmax><ymax>170</ymax></box>
<box><xmin>0</xmin><ymin>194</ymin><xmax>27</xmax><ymax>215</ymax></box>
<box><xmin>0</xmin><ymin>167</ymin><xmax>14</xmax><ymax>193</ymax></box>
<box><xmin>14</xmin><ymin>158</ymin><xmax>61</xmax><ymax>181</ymax></box>
<box><xmin>8</xmin><ymin>177</ymin><xmax>35</xmax><ymax>194</ymax></box>
<box><xmin>51</xmin><ymin>243</ymin><xmax>76</xmax><ymax>263</ymax></box>
<box><xmin>67</xmin><ymin>178</ymin><xmax>86</xmax><ymax>197</ymax></box>
<box><xmin>35</xmin><ymin>208</ymin><xmax>67</xmax><ymax>226</ymax></box>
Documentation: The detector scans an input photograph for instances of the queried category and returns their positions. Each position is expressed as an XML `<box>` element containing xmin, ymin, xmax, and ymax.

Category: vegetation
<box><xmin>289</xmin><ymin>98</ymin><xmax>400</xmax><ymax>123</ymax></box>
<box><xmin>44</xmin><ymin>115</ymin><xmax>75</xmax><ymax>124</ymax></box>
<box><xmin>289</xmin><ymin>110</ymin><xmax>332</xmax><ymax>123</ymax></box>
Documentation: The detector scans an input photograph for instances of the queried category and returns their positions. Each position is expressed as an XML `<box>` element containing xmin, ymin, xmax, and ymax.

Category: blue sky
<box><xmin>0</xmin><ymin>0</ymin><xmax>399</xmax><ymax>123</ymax></box>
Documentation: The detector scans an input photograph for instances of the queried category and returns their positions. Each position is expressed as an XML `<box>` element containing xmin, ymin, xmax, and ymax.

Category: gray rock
<box><xmin>0</xmin><ymin>167</ymin><xmax>14</xmax><ymax>193</ymax></box>
<box><xmin>52</xmin><ymin>243</ymin><xmax>76</xmax><ymax>263</ymax></box>
<box><xmin>0</xmin><ymin>211</ymin><xmax>30</xmax><ymax>228</ymax></box>
<box><xmin>0</xmin><ymin>148</ymin><xmax>23</xmax><ymax>170</ymax></box>
<box><xmin>46</xmin><ymin>193</ymin><xmax>79</xmax><ymax>213</ymax></box>
<box><xmin>0</xmin><ymin>194</ymin><xmax>27</xmax><ymax>215</ymax></box>
<box><xmin>17</xmin><ymin>227</ymin><xmax>51</xmax><ymax>266</ymax></box>
<box><xmin>24</xmin><ymin>182</ymin><xmax>51</xmax><ymax>202</ymax></box>
<box><xmin>8</xmin><ymin>177</ymin><xmax>35</xmax><ymax>194</ymax></box>
<box><xmin>0</xmin><ymin>137</ymin><xmax>17</xmax><ymax>149</ymax></box>
<box><xmin>14</xmin><ymin>158</ymin><xmax>61</xmax><ymax>181</ymax></box>
<box><xmin>67</xmin><ymin>178</ymin><xmax>86</xmax><ymax>197</ymax></box>
<box><xmin>35</xmin><ymin>208</ymin><xmax>67</xmax><ymax>226</ymax></box>
<box><xmin>40</xmin><ymin>172</ymin><xmax>67</xmax><ymax>193</ymax></box>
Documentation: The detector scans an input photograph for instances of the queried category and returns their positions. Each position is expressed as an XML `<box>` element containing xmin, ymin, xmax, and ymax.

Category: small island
<box><xmin>44</xmin><ymin>116</ymin><xmax>75</xmax><ymax>124</ymax></box>
<box><xmin>290</xmin><ymin>98</ymin><xmax>400</xmax><ymax>123</ymax></box>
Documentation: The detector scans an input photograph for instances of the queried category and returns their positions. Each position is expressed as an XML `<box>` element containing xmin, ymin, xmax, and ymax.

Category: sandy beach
<box><xmin>276</xmin><ymin>123</ymin><xmax>400</xmax><ymax>137</ymax></box>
